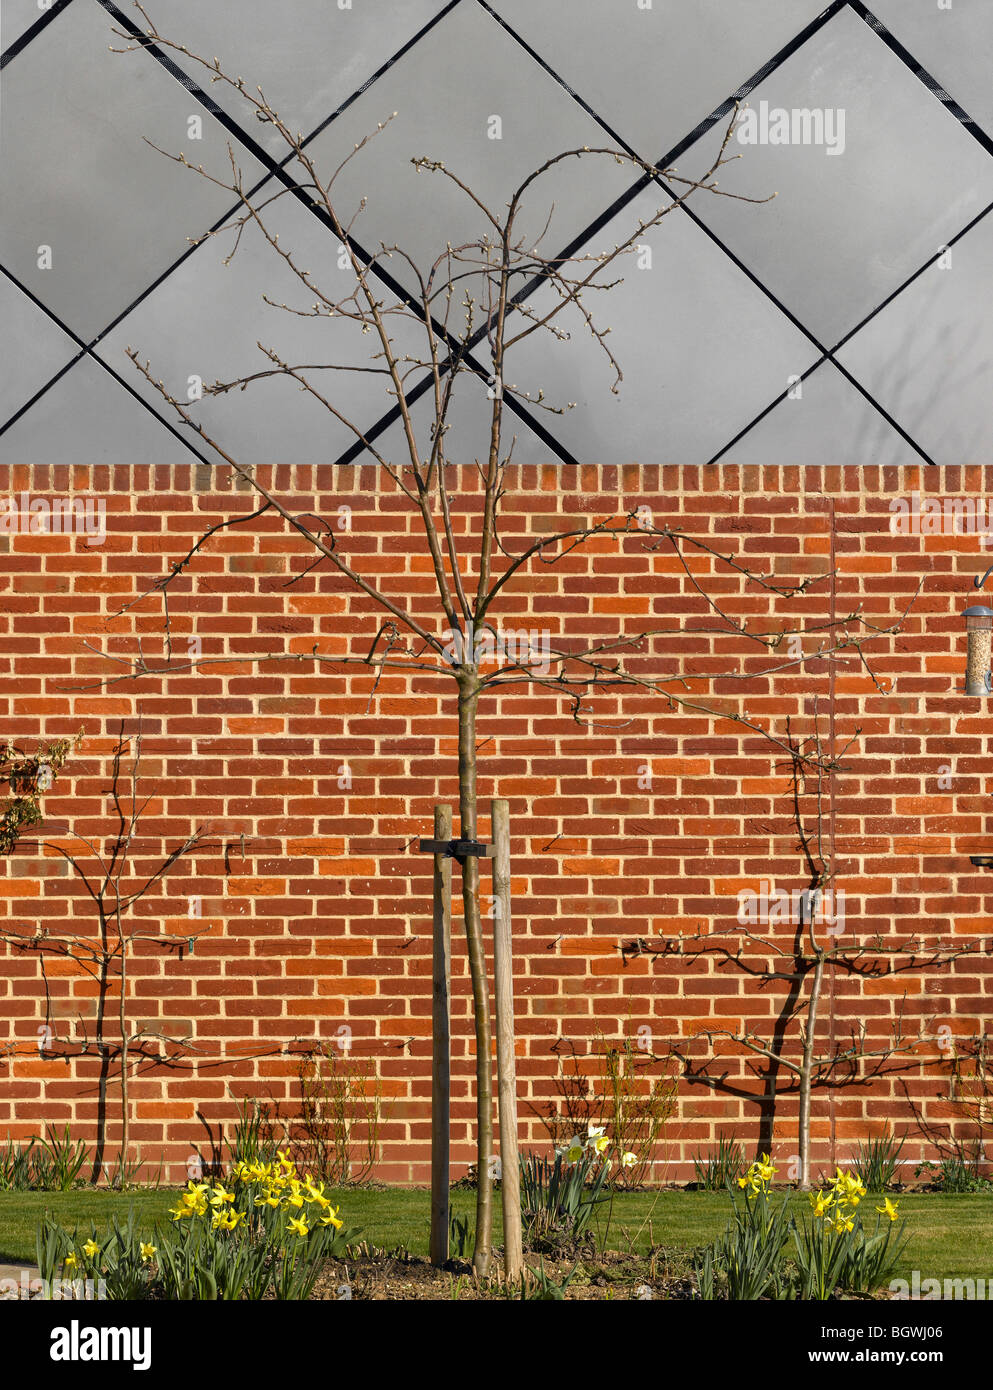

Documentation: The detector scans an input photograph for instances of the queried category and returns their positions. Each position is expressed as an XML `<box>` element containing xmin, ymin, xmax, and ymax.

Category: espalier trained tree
<box><xmin>628</xmin><ymin>719</ymin><xmax>982</xmax><ymax>1190</ymax></box>
<box><xmin>1</xmin><ymin>726</ymin><xmax>219</xmax><ymax>1183</ymax></box>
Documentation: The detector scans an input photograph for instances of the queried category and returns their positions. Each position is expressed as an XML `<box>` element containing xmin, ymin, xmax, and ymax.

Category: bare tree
<box><xmin>85</xmin><ymin>4</ymin><xmax>921</xmax><ymax>1270</ymax></box>
<box><xmin>628</xmin><ymin>718</ymin><xmax>986</xmax><ymax>1189</ymax></box>
<box><xmin>0</xmin><ymin>726</ymin><xmax>218</xmax><ymax>1184</ymax></box>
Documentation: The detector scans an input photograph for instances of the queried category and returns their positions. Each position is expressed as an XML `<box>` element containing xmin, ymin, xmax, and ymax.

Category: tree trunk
<box><xmin>491</xmin><ymin>798</ymin><xmax>522</xmax><ymax>1282</ymax></box>
<box><xmin>118</xmin><ymin>923</ymin><xmax>129</xmax><ymax>1188</ymax></box>
<box><xmin>429</xmin><ymin>803</ymin><xmax>452</xmax><ymax>1267</ymax></box>
<box><xmin>92</xmin><ymin>958</ymin><xmax>110</xmax><ymax>1185</ymax></box>
<box><xmin>91</xmin><ymin>908</ymin><xmax>111</xmax><ymax>1185</ymax></box>
<box><xmin>457</xmin><ymin>670</ymin><xmax>493</xmax><ymax>1276</ymax></box>
<box><xmin>798</xmin><ymin>953</ymin><xmax>824</xmax><ymax>1191</ymax></box>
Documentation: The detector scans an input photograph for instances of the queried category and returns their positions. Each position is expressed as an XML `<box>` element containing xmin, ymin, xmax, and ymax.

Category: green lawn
<box><xmin>0</xmin><ymin>1187</ymin><xmax>989</xmax><ymax>1283</ymax></box>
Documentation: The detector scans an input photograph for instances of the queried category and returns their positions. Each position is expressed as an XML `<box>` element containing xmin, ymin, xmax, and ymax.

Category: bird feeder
<box><xmin>963</xmin><ymin>606</ymin><xmax>993</xmax><ymax>695</ymax></box>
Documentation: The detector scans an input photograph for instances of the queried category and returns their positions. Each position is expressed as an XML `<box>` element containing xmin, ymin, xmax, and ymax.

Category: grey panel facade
<box><xmin>2</xmin><ymin>0</ymin><xmax>991</xmax><ymax>472</ymax></box>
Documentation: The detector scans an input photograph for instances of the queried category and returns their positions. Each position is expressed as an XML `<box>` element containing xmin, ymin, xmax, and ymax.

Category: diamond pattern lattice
<box><xmin>2</xmin><ymin>0</ymin><xmax>991</xmax><ymax>471</ymax></box>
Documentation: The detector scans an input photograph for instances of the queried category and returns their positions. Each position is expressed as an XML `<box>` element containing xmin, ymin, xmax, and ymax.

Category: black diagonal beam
<box><xmin>849</xmin><ymin>1</ymin><xmax>993</xmax><ymax>159</ymax></box>
<box><xmin>0</xmin><ymin>0</ymin><xmax>75</xmax><ymax>66</ymax></box>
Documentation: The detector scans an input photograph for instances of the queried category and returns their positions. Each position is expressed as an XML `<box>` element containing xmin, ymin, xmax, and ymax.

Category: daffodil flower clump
<box><xmin>807</xmin><ymin>1167</ymin><xmax>872</xmax><ymax>1234</ymax></box>
<box><xmin>792</xmin><ymin>1167</ymin><xmax>906</xmax><ymax>1299</ymax></box>
<box><xmin>556</xmin><ymin>1124</ymin><xmax>637</xmax><ymax>1173</ymax></box>
<box><xmin>36</xmin><ymin>1149</ymin><xmax>355</xmax><ymax>1302</ymax></box>
<box><xmin>60</xmin><ymin>1239</ymin><xmax>156</xmax><ymax>1275</ymax></box>
<box><xmin>737</xmin><ymin>1153</ymin><xmax>777</xmax><ymax>1199</ymax></box>
<box><xmin>697</xmin><ymin>1156</ymin><xmax>909</xmax><ymax>1300</ymax></box>
<box><xmin>520</xmin><ymin>1124</ymin><xmax>639</xmax><ymax>1249</ymax></box>
<box><xmin>169</xmin><ymin>1149</ymin><xmax>345</xmax><ymax>1239</ymax></box>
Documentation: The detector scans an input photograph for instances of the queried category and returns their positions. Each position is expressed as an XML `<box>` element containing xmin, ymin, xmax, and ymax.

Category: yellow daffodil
<box><xmin>830</xmin><ymin>1169</ymin><xmax>865</xmax><ymax>1198</ymax></box>
<box><xmin>237</xmin><ymin>1160</ymin><xmax>270</xmax><ymax>1184</ymax></box>
<box><xmin>320</xmin><ymin>1207</ymin><xmax>343</xmax><ymax>1230</ymax></box>
<box><xmin>876</xmin><ymin>1196</ymin><xmax>900</xmax><ymax>1222</ymax></box>
<box><xmin>82</xmin><ymin>1239</ymin><xmax>100</xmax><ymax>1259</ymax></box>
<box><xmin>210</xmin><ymin>1184</ymin><xmax>235</xmax><ymax>1206</ymax></box>
<box><xmin>177</xmin><ymin>1186</ymin><xmax>208</xmax><ymax>1217</ymax></box>
<box><xmin>139</xmin><ymin>1243</ymin><xmax>156</xmax><ymax>1261</ymax></box>
<box><xmin>810</xmin><ymin>1190</ymin><xmax>833</xmax><ymax>1218</ymax></box>
<box><xmin>211</xmin><ymin>1209</ymin><xmax>244</xmax><ymax>1232</ymax></box>
<box><xmin>287</xmin><ymin>1215</ymin><xmax>309</xmax><ymax>1238</ymax></box>
<box><xmin>64</xmin><ymin>1253</ymin><xmax>79</xmax><ymax>1271</ymax></box>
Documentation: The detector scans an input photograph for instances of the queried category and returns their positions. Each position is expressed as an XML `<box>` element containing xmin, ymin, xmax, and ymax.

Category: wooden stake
<box><xmin>430</xmin><ymin>803</ymin><xmax>452</xmax><ymax>1266</ymax></box>
<box><xmin>491</xmin><ymin>798</ymin><xmax>522</xmax><ymax>1281</ymax></box>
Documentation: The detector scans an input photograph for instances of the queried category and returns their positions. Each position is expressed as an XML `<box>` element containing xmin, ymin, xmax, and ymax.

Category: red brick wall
<box><xmin>1</xmin><ymin>460</ymin><xmax>991</xmax><ymax>1183</ymax></box>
